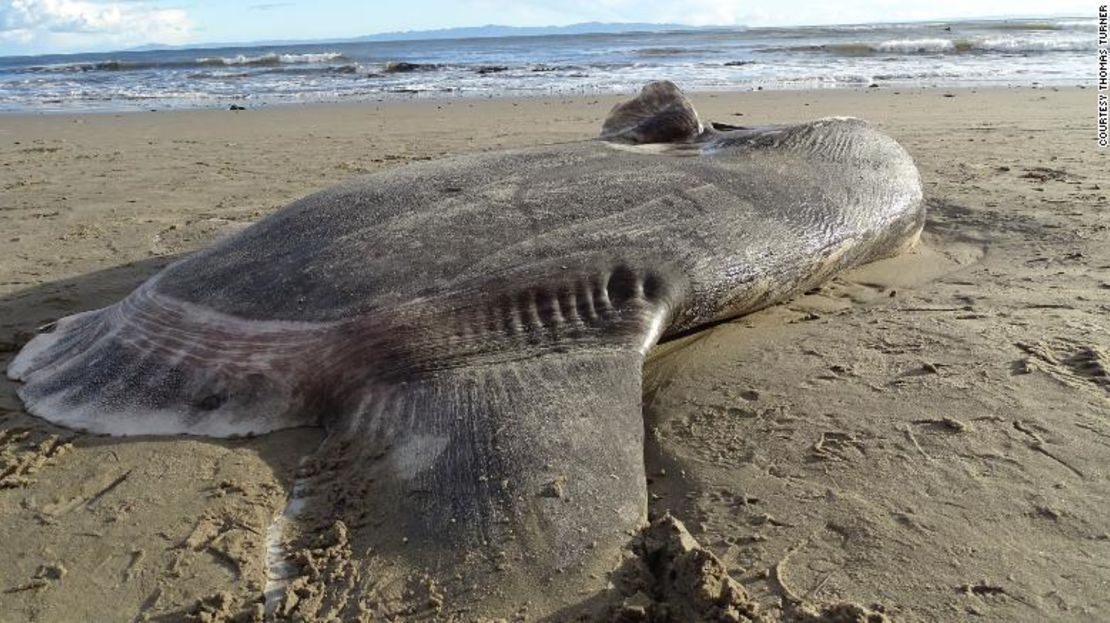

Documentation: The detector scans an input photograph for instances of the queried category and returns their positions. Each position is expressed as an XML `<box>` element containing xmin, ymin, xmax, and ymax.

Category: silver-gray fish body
<box><xmin>6</xmin><ymin>83</ymin><xmax>924</xmax><ymax>617</ymax></box>
<box><xmin>15</xmin><ymin>118</ymin><xmax>919</xmax><ymax>431</ymax></box>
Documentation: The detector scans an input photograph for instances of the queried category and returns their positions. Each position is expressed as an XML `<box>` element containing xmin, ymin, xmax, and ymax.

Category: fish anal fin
<box><xmin>283</xmin><ymin>350</ymin><xmax>648</xmax><ymax>617</ymax></box>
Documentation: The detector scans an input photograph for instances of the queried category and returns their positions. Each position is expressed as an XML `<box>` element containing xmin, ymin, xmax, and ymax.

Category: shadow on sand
<box><xmin>0</xmin><ymin>258</ymin><xmax>324</xmax><ymax>619</ymax></box>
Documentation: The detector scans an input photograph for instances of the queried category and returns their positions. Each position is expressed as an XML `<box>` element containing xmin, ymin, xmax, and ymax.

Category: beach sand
<box><xmin>0</xmin><ymin>86</ymin><xmax>1107</xmax><ymax>621</ymax></box>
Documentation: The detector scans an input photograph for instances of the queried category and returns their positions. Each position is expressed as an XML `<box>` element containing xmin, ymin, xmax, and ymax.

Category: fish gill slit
<box><xmin>534</xmin><ymin>287</ymin><xmax>568</xmax><ymax>339</ymax></box>
<box><xmin>480</xmin><ymin>266</ymin><xmax>673</xmax><ymax>348</ymax></box>
<box><xmin>606</xmin><ymin>264</ymin><xmax>641</xmax><ymax>308</ymax></box>
<box><xmin>547</xmin><ymin>290</ymin><xmax>566</xmax><ymax>327</ymax></box>
<box><xmin>453</xmin><ymin>309</ymin><xmax>476</xmax><ymax>343</ymax></box>
<box><xmin>501</xmin><ymin>298</ymin><xmax>523</xmax><ymax>337</ymax></box>
<box><xmin>594</xmin><ymin>275</ymin><xmax>613</xmax><ymax>314</ymax></box>
<box><xmin>560</xmin><ymin>288</ymin><xmax>584</xmax><ymax>328</ymax></box>
<box><xmin>522</xmin><ymin>290</ymin><xmax>543</xmax><ymax>331</ymax></box>
<box><xmin>576</xmin><ymin>280</ymin><xmax>599</xmax><ymax>323</ymax></box>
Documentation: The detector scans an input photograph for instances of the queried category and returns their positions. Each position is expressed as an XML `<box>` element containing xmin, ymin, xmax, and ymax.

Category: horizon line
<box><xmin>1</xmin><ymin>13</ymin><xmax>1091</xmax><ymax>60</ymax></box>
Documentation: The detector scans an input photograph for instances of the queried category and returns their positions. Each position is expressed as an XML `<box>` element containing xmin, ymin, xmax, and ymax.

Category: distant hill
<box><xmin>350</xmin><ymin>22</ymin><xmax>701</xmax><ymax>42</ymax></box>
<box><xmin>126</xmin><ymin>22</ymin><xmax>703</xmax><ymax>52</ymax></box>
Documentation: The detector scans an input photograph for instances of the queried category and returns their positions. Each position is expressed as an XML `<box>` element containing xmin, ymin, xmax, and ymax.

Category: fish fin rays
<box><xmin>270</xmin><ymin>349</ymin><xmax>650</xmax><ymax>618</ymax></box>
<box><xmin>600</xmin><ymin>80</ymin><xmax>705</xmax><ymax>145</ymax></box>
<box><xmin>7</xmin><ymin>291</ymin><xmax>327</xmax><ymax>438</ymax></box>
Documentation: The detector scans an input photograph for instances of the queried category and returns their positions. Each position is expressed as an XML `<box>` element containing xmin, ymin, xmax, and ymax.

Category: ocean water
<box><xmin>0</xmin><ymin>17</ymin><xmax>1096</xmax><ymax>112</ymax></box>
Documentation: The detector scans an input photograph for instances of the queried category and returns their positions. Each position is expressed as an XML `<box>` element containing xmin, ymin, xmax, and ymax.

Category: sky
<box><xmin>0</xmin><ymin>0</ymin><xmax>1095</xmax><ymax>56</ymax></box>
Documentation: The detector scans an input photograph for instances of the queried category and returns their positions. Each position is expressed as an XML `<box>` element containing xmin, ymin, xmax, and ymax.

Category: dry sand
<box><xmin>0</xmin><ymin>86</ymin><xmax>1107</xmax><ymax>621</ymax></box>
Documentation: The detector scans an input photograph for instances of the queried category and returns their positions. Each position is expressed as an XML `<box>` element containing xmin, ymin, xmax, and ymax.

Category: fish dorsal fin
<box><xmin>600</xmin><ymin>80</ymin><xmax>704</xmax><ymax>144</ymax></box>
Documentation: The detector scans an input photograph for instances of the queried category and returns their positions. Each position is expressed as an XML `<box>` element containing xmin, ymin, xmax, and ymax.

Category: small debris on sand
<box><xmin>183</xmin><ymin>590</ymin><xmax>263</xmax><ymax>623</ymax></box>
<box><xmin>3</xmin><ymin>563</ymin><xmax>67</xmax><ymax>595</ymax></box>
<box><xmin>1019</xmin><ymin>167</ymin><xmax>1069</xmax><ymax>183</ymax></box>
<box><xmin>540</xmin><ymin>475</ymin><xmax>568</xmax><ymax>498</ymax></box>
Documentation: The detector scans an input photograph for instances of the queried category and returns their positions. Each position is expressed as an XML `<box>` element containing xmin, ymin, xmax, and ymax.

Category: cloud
<box><xmin>0</xmin><ymin>0</ymin><xmax>191</xmax><ymax>53</ymax></box>
<box><xmin>248</xmin><ymin>2</ymin><xmax>295</xmax><ymax>10</ymax></box>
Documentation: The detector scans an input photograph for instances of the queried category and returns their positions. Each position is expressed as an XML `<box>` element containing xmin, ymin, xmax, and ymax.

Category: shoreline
<box><xmin>0</xmin><ymin>83</ymin><xmax>1090</xmax><ymax>119</ymax></box>
<box><xmin>0</xmin><ymin>81</ymin><xmax>1092</xmax><ymax>117</ymax></box>
<box><xmin>1</xmin><ymin>85</ymin><xmax>1106</xmax><ymax>621</ymax></box>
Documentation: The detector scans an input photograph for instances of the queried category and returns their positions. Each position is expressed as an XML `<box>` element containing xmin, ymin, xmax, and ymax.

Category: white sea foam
<box><xmin>875</xmin><ymin>38</ymin><xmax>956</xmax><ymax>53</ymax></box>
<box><xmin>863</xmin><ymin>35</ymin><xmax>1095</xmax><ymax>54</ymax></box>
<box><xmin>974</xmin><ymin>35</ymin><xmax>1093</xmax><ymax>52</ymax></box>
<box><xmin>196</xmin><ymin>52</ymin><xmax>346</xmax><ymax>66</ymax></box>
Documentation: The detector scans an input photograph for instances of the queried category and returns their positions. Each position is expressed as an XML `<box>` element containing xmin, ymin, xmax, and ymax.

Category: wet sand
<box><xmin>1</xmin><ymin>86</ymin><xmax>1107</xmax><ymax>621</ymax></box>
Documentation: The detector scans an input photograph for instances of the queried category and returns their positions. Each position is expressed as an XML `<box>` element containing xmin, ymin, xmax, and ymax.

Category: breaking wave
<box><xmin>27</xmin><ymin>52</ymin><xmax>348</xmax><ymax>73</ymax></box>
<box><xmin>196</xmin><ymin>52</ymin><xmax>347</xmax><ymax>66</ymax></box>
<box><xmin>634</xmin><ymin>46</ymin><xmax>718</xmax><ymax>57</ymax></box>
<box><xmin>767</xmin><ymin>35</ymin><xmax>1095</xmax><ymax>56</ymax></box>
<box><xmin>27</xmin><ymin>60</ymin><xmax>178</xmax><ymax>72</ymax></box>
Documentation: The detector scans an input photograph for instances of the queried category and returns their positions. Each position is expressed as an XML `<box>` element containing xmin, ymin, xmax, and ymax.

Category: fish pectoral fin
<box><xmin>277</xmin><ymin>349</ymin><xmax>648</xmax><ymax>618</ymax></box>
<box><xmin>600</xmin><ymin>80</ymin><xmax>706</xmax><ymax>144</ymax></box>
